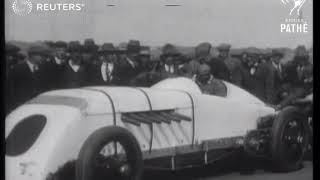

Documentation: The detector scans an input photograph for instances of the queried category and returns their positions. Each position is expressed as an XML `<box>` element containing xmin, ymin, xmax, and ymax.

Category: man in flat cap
<box><xmin>45</xmin><ymin>41</ymin><xmax>69</xmax><ymax>90</ymax></box>
<box><xmin>88</xmin><ymin>43</ymin><xmax>121</xmax><ymax>86</ymax></box>
<box><xmin>251</xmin><ymin>48</ymin><xmax>285</xmax><ymax>104</ymax></box>
<box><xmin>194</xmin><ymin>64</ymin><xmax>227</xmax><ymax>97</ymax></box>
<box><xmin>278</xmin><ymin>45</ymin><xmax>313</xmax><ymax>109</ymax></box>
<box><xmin>156</xmin><ymin>43</ymin><xmax>183</xmax><ymax>76</ymax></box>
<box><xmin>82</xmin><ymin>38</ymin><xmax>99</xmax><ymax>66</ymax></box>
<box><xmin>6</xmin><ymin>43</ymin><xmax>23</xmax><ymax>77</ymax></box>
<box><xmin>129</xmin><ymin>46</ymin><xmax>164</xmax><ymax>87</ymax></box>
<box><xmin>182</xmin><ymin>42</ymin><xmax>211</xmax><ymax>78</ymax></box>
<box><xmin>215</xmin><ymin>43</ymin><xmax>240</xmax><ymax>83</ymax></box>
<box><xmin>7</xmin><ymin>45</ymin><xmax>51</xmax><ymax>114</ymax></box>
<box><xmin>115</xmin><ymin>40</ymin><xmax>141</xmax><ymax>85</ymax></box>
<box><xmin>61</xmin><ymin>42</ymin><xmax>89</xmax><ymax>88</ymax></box>
<box><xmin>237</xmin><ymin>48</ymin><xmax>263</xmax><ymax>96</ymax></box>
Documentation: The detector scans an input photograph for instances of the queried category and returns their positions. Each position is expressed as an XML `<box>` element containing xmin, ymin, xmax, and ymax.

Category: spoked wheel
<box><xmin>76</xmin><ymin>126</ymin><xmax>143</xmax><ymax>180</ymax></box>
<box><xmin>281</xmin><ymin>118</ymin><xmax>306</xmax><ymax>163</ymax></box>
<box><xmin>270</xmin><ymin>106</ymin><xmax>309</xmax><ymax>172</ymax></box>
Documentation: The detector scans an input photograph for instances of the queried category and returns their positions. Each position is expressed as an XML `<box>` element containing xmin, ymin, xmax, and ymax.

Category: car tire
<box><xmin>76</xmin><ymin>126</ymin><xmax>143</xmax><ymax>180</ymax></box>
<box><xmin>270</xmin><ymin>106</ymin><xmax>308</xmax><ymax>172</ymax></box>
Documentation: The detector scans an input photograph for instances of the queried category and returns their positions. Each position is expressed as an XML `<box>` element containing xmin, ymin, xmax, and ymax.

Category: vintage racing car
<box><xmin>5</xmin><ymin>77</ymin><xmax>310</xmax><ymax>180</ymax></box>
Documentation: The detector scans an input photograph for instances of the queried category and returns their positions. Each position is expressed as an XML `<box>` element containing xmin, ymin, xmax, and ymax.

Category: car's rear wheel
<box><xmin>76</xmin><ymin>126</ymin><xmax>143</xmax><ymax>180</ymax></box>
<box><xmin>270</xmin><ymin>106</ymin><xmax>308</xmax><ymax>172</ymax></box>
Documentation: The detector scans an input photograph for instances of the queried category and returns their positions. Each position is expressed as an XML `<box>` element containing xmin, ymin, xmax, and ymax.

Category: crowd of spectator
<box><xmin>5</xmin><ymin>39</ymin><xmax>313</xmax><ymax>115</ymax></box>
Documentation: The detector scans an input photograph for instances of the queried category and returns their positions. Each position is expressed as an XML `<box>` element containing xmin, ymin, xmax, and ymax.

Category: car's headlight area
<box><xmin>257</xmin><ymin>115</ymin><xmax>275</xmax><ymax>129</ymax></box>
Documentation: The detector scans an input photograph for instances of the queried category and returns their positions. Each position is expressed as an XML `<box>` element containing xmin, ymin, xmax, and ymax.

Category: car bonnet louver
<box><xmin>121</xmin><ymin>110</ymin><xmax>192</xmax><ymax>126</ymax></box>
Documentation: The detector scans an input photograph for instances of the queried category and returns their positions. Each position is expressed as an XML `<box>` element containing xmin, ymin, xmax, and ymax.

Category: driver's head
<box><xmin>197</xmin><ymin>64</ymin><xmax>212</xmax><ymax>83</ymax></box>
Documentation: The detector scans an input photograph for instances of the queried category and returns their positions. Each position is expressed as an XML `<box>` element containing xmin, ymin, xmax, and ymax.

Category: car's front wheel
<box><xmin>76</xmin><ymin>126</ymin><xmax>143</xmax><ymax>180</ymax></box>
<box><xmin>270</xmin><ymin>106</ymin><xmax>309</xmax><ymax>172</ymax></box>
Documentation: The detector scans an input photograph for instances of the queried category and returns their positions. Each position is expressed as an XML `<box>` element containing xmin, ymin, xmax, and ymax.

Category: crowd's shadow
<box><xmin>143</xmin><ymin>152</ymin><xmax>313</xmax><ymax>180</ymax></box>
<box><xmin>142</xmin><ymin>153</ymin><xmax>268</xmax><ymax>180</ymax></box>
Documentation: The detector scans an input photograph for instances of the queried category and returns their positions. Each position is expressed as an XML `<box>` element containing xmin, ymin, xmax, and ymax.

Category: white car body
<box><xmin>5</xmin><ymin>77</ymin><xmax>276</xmax><ymax>180</ymax></box>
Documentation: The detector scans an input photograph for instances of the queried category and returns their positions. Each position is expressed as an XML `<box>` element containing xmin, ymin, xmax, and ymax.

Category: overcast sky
<box><xmin>5</xmin><ymin>0</ymin><xmax>313</xmax><ymax>48</ymax></box>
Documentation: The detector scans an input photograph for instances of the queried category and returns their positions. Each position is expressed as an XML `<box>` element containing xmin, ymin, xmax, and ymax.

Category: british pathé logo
<box><xmin>12</xmin><ymin>0</ymin><xmax>33</xmax><ymax>16</ymax></box>
<box><xmin>280</xmin><ymin>0</ymin><xmax>308</xmax><ymax>33</ymax></box>
<box><xmin>281</xmin><ymin>0</ymin><xmax>306</xmax><ymax>16</ymax></box>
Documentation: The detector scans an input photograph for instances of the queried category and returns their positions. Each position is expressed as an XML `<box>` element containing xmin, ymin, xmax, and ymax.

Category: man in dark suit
<box><xmin>183</xmin><ymin>42</ymin><xmax>211</xmax><ymax>78</ymax></box>
<box><xmin>252</xmin><ymin>49</ymin><xmax>284</xmax><ymax>104</ymax></box>
<box><xmin>116</xmin><ymin>40</ymin><xmax>140</xmax><ymax>85</ymax></box>
<box><xmin>7</xmin><ymin>45</ymin><xmax>49</xmax><ymax>114</ymax></box>
<box><xmin>82</xmin><ymin>38</ymin><xmax>99</xmax><ymax>67</ymax></box>
<box><xmin>210</xmin><ymin>44</ymin><xmax>232</xmax><ymax>81</ymax></box>
<box><xmin>61</xmin><ymin>42</ymin><xmax>88</xmax><ymax>88</ymax></box>
<box><xmin>152</xmin><ymin>44</ymin><xmax>185</xmax><ymax>80</ymax></box>
<box><xmin>278</xmin><ymin>45</ymin><xmax>313</xmax><ymax>109</ymax></box>
<box><xmin>45</xmin><ymin>41</ymin><xmax>69</xmax><ymax>90</ymax></box>
<box><xmin>88</xmin><ymin>43</ymin><xmax>121</xmax><ymax>86</ymax></box>
<box><xmin>129</xmin><ymin>46</ymin><xmax>157</xmax><ymax>87</ymax></box>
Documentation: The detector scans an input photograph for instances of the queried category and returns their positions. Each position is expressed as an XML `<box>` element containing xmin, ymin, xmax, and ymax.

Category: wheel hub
<box><xmin>119</xmin><ymin>164</ymin><xmax>131</xmax><ymax>177</ymax></box>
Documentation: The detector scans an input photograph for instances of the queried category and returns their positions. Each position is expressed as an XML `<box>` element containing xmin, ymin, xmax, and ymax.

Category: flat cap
<box><xmin>140</xmin><ymin>46</ymin><xmax>151</xmax><ymax>56</ymax></box>
<box><xmin>195</xmin><ymin>42</ymin><xmax>212</xmax><ymax>57</ymax></box>
<box><xmin>54</xmin><ymin>41</ymin><xmax>68</xmax><ymax>49</ymax></box>
<box><xmin>198</xmin><ymin>64</ymin><xmax>211</xmax><ymax>75</ymax></box>
<box><xmin>127</xmin><ymin>40</ymin><xmax>141</xmax><ymax>53</ymax></box>
<box><xmin>245</xmin><ymin>47</ymin><xmax>261</xmax><ymax>55</ymax></box>
<box><xmin>68</xmin><ymin>41</ymin><xmax>83</xmax><ymax>53</ymax></box>
<box><xmin>162</xmin><ymin>44</ymin><xmax>180</xmax><ymax>56</ymax></box>
<box><xmin>295</xmin><ymin>45</ymin><xmax>308</xmax><ymax>57</ymax></box>
<box><xmin>44</xmin><ymin>41</ymin><xmax>56</xmax><ymax>48</ymax></box>
<box><xmin>28</xmin><ymin>45</ymin><xmax>52</xmax><ymax>56</ymax></box>
<box><xmin>229</xmin><ymin>49</ymin><xmax>244</xmax><ymax>56</ymax></box>
<box><xmin>98</xmin><ymin>43</ymin><xmax>120</xmax><ymax>53</ymax></box>
<box><xmin>271</xmin><ymin>48</ymin><xmax>284</xmax><ymax>57</ymax></box>
<box><xmin>14</xmin><ymin>52</ymin><xmax>27</xmax><ymax>59</ymax></box>
<box><xmin>118</xmin><ymin>42</ymin><xmax>128</xmax><ymax>51</ymax></box>
<box><xmin>216</xmin><ymin>43</ymin><xmax>231</xmax><ymax>51</ymax></box>
<box><xmin>6</xmin><ymin>43</ymin><xmax>21</xmax><ymax>54</ymax></box>
<box><xmin>83</xmin><ymin>39</ymin><xmax>98</xmax><ymax>53</ymax></box>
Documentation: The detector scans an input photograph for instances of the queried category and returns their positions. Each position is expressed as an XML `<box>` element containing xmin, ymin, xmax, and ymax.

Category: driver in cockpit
<box><xmin>194</xmin><ymin>64</ymin><xmax>227</xmax><ymax>97</ymax></box>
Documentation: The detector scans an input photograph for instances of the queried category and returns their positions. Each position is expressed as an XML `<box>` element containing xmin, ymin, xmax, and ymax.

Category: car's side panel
<box><xmin>194</xmin><ymin>94</ymin><xmax>260</xmax><ymax>142</ymax></box>
<box><xmin>44</xmin><ymin>113</ymin><xmax>114</xmax><ymax>175</ymax></box>
<box><xmin>116</xmin><ymin>115</ymin><xmax>152</xmax><ymax>152</ymax></box>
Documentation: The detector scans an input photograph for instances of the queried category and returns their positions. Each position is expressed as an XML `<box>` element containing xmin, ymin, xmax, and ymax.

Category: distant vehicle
<box><xmin>5</xmin><ymin>77</ymin><xmax>309</xmax><ymax>180</ymax></box>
